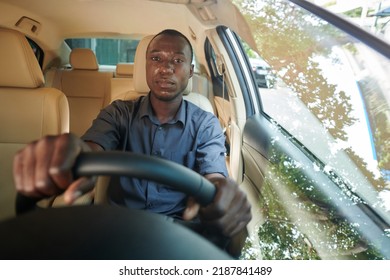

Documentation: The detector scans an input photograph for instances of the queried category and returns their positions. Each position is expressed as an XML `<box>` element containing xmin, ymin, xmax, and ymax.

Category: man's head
<box><xmin>145</xmin><ymin>29</ymin><xmax>194</xmax><ymax>102</ymax></box>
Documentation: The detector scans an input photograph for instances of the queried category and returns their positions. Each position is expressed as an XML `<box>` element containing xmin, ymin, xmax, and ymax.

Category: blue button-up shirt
<box><xmin>82</xmin><ymin>94</ymin><xmax>228</xmax><ymax>216</ymax></box>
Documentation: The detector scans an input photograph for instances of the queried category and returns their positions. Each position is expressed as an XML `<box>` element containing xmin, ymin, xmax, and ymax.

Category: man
<box><xmin>13</xmin><ymin>29</ymin><xmax>251</xmax><ymax>256</ymax></box>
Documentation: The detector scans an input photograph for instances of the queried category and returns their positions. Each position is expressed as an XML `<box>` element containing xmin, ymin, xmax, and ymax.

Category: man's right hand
<box><xmin>13</xmin><ymin>133</ymin><xmax>102</xmax><ymax>204</ymax></box>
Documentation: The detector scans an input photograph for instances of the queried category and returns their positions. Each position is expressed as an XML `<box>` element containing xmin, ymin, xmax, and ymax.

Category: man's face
<box><xmin>146</xmin><ymin>34</ymin><xmax>194</xmax><ymax>102</ymax></box>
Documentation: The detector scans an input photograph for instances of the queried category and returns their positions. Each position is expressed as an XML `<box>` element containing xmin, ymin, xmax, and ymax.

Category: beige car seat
<box><xmin>110</xmin><ymin>63</ymin><xmax>138</xmax><ymax>102</ymax></box>
<box><xmin>0</xmin><ymin>27</ymin><xmax>69</xmax><ymax>220</ymax></box>
<box><xmin>51</xmin><ymin>48</ymin><xmax>113</xmax><ymax>137</ymax></box>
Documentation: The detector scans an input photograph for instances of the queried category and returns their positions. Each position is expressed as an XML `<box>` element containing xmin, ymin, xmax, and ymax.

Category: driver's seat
<box><xmin>0</xmin><ymin>28</ymin><xmax>70</xmax><ymax>220</ymax></box>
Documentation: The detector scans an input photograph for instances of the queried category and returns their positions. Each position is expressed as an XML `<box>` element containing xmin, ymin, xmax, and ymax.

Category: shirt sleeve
<box><xmin>196</xmin><ymin>113</ymin><xmax>229</xmax><ymax>177</ymax></box>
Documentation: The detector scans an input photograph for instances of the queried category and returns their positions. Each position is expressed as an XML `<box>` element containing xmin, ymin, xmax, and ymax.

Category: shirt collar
<box><xmin>139</xmin><ymin>93</ymin><xmax>186</xmax><ymax>126</ymax></box>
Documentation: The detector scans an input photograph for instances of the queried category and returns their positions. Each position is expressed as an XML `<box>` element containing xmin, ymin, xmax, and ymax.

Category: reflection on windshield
<box><xmin>240</xmin><ymin>139</ymin><xmax>386</xmax><ymax>260</ymax></box>
<box><xmin>234</xmin><ymin>0</ymin><xmax>390</xmax><ymax>259</ymax></box>
<box><xmin>235</xmin><ymin>0</ymin><xmax>389</xmax><ymax>211</ymax></box>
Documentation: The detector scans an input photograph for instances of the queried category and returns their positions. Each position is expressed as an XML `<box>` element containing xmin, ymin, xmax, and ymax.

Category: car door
<box><xmin>208</xmin><ymin>0</ymin><xmax>390</xmax><ymax>260</ymax></box>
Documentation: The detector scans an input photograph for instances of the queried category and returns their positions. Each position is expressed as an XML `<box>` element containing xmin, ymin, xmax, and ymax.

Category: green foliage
<box><xmin>343</xmin><ymin>7</ymin><xmax>363</xmax><ymax>18</ymax></box>
<box><xmin>233</xmin><ymin>0</ymin><xmax>356</xmax><ymax>142</ymax></box>
<box><xmin>243</xmin><ymin>146</ymin><xmax>385</xmax><ymax>259</ymax></box>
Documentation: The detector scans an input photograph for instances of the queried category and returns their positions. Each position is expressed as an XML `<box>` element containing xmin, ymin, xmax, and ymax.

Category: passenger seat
<box><xmin>50</xmin><ymin>48</ymin><xmax>113</xmax><ymax>137</ymax></box>
<box><xmin>0</xmin><ymin>28</ymin><xmax>69</xmax><ymax>220</ymax></box>
<box><xmin>110</xmin><ymin>63</ymin><xmax>140</xmax><ymax>101</ymax></box>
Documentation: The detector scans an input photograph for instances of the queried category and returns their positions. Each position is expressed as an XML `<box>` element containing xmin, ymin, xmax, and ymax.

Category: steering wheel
<box><xmin>0</xmin><ymin>152</ymin><xmax>232</xmax><ymax>260</ymax></box>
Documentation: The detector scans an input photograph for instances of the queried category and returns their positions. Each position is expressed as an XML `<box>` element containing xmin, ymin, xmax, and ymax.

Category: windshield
<box><xmin>236</xmin><ymin>0</ymin><xmax>390</xmax><ymax>218</ymax></box>
<box><xmin>233</xmin><ymin>0</ymin><xmax>390</xmax><ymax>259</ymax></box>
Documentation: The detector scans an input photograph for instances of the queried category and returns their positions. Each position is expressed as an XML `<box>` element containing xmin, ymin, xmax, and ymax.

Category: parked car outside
<box><xmin>249</xmin><ymin>57</ymin><xmax>276</xmax><ymax>88</ymax></box>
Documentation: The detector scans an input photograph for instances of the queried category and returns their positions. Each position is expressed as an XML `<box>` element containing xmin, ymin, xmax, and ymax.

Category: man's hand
<box><xmin>13</xmin><ymin>133</ymin><xmax>101</xmax><ymax>204</ymax></box>
<box><xmin>183</xmin><ymin>175</ymin><xmax>252</xmax><ymax>238</ymax></box>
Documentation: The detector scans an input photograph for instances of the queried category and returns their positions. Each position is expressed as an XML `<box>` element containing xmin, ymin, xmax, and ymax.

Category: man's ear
<box><xmin>189</xmin><ymin>64</ymin><xmax>194</xmax><ymax>78</ymax></box>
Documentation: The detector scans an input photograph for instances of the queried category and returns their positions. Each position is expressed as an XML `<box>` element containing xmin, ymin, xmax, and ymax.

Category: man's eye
<box><xmin>151</xmin><ymin>56</ymin><xmax>160</xmax><ymax>61</ymax></box>
<box><xmin>174</xmin><ymin>58</ymin><xmax>183</xmax><ymax>63</ymax></box>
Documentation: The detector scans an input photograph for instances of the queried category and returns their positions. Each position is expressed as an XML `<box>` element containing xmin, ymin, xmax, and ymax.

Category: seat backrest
<box><xmin>115</xmin><ymin>63</ymin><xmax>134</xmax><ymax>78</ymax></box>
<box><xmin>52</xmin><ymin>48</ymin><xmax>113</xmax><ymax>136</ymax></box>
<box><xmin>133</xmin><ymin>35</ymin><xmax>154</xmax><ymax>95</ymax></box>
<box><xmin>110</xmin><ymin>63</ymin><xmax>137</xmax><ymax>102</ymax></box>
<box><xmin>0</xmin><ymin>27</ymin><xmax>69</xmax><ymax>220</ymax></box>
<box><xmin>182</xmin><ymin>79</ymin><xmax>214</xmax><ymax>114</ymax></box>
<box><xmin>132</xmin><ymin>35</ymin><xmax>214</xmax><ymax>114</ymax></box>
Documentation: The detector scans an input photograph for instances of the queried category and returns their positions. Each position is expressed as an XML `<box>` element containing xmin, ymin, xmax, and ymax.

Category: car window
<box><xmin>238</xmin><ymin>0</ymin><xmax>390</xmax><ymax>214</ymax></box>
<box><xmin>65</xmin><ymin>38</ymin><xmax>140</xmax><ymax>65</ymax></box>
<box><xmin>27</xmin><ymin>37</ymin><xmax>44</xmax><ymax>68</ymax></box>
<box><xmin>232</xmin><ymin>0</ymin><xmax>390</xmax><ymax>259</ymax></box>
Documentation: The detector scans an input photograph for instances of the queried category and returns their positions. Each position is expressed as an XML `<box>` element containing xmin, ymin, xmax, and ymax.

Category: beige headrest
<box><xmin>116</xmin><ymin>63</ymin><xmax>134</xmax><ymax>77</ymax></box>
<box><xmin>0</xmin><ymin>28</ymin><xmax>44</xmax><ymax>88</ymax></box>
<box><xmin>133</xmin><ymin>35</ymin><xmax>154</xmax><ymax>93</ymax></box>
<box><xmin>70</xmin><ymin>48</ymin><xmax>99</xmax><ymax>70</ymax></box>
<box><xmin>183</xmin><ymin>77</ymin><xmax>192</xmax><ymax>95</ymax></box>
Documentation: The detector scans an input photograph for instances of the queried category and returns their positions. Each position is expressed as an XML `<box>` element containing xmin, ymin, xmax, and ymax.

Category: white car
<box><xmin>249</xmin><ymin>58</ymin><xmax>275</xmax><ymax>88</ymax></box>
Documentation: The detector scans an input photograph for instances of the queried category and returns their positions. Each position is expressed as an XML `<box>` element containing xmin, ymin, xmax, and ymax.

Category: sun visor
<box><xmin>191</xmin><ymin>0</ymin><xmax>258</xmax><ymax>53</ymax></box>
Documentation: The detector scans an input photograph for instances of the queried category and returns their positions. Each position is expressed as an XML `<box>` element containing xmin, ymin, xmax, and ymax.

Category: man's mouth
<box><xmin>157</xmin><ymin>79</ymin><xmax>175</xmax><ymax>89</ymax></box>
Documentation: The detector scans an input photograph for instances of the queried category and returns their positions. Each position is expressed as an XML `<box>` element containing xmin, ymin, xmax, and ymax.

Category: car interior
<box><xmin>0</xmin><ymin>0</ymin><xmax>390</xmax><ymax>260</ymax></box>
<box><xmin>0</xmin><ymin>1</ymin><xmax>243</xmax><ymax>220</ymax></box>
<box><xmin>0</xmin><ymin>27</ymin><xmax>70</xmax><ymax>221</ymax></box>
<box><xmin>0</xmin><ymin>0</ymin><xmax>254</xmax><ymax>260</ymax></box>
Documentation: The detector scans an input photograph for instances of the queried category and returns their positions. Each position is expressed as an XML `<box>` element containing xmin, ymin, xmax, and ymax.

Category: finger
<box><xmin>33</xmin><ymin>136</ymin><xmax>58</xmax><ymax>196</ymax></box>
<box><xmin>220</xmin><ymin>199</ymin><xmax>252</xmax><ymax>237</ymax></box>
<box><xmin>222</xmin><ymin>192</ymin><xmax>251</xmax><ymax>236</ymax></box>
<box><xmin>49</xmin><ymin>134</ymin><xmax>81</xmax><ymax>189</ymax></box>
<box><xmin>20</xmin><ymin>143</ymin><xmax>38</xmax><ymax>196</ymax></box>
<box><xmin>201</xmin><ymin>177</ymin><xmax>236</xmax><ymax>220</ymax></box>
<box><xmin>182</xmin><ymin>197</ymin><xmax>200</xmax><ymax>220</ymax></box>
<box><xmin>63</xmin><ymin>176</ymin><xmax>96</xmax><ymax>204</ymax></box>
<box><xmin>13</xmin><ymin>148</ymin><xmax>25</xmax><ymax>193</ymax></box>
<box><xmin>201</xmin><ymin>188</ymin><xmax>251</xmax><ymax>237</ymax></box>
<box><xmin>206</xmin><ymin>208</ymin><xmax>251</xmax><ymax>237</ymax></box>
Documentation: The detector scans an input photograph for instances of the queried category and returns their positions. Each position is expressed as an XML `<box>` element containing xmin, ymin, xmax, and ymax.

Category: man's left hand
<box><xmin>183</xmin><ymin>176</ymin><xmax>252</xmax><ymax>238</ymax></box>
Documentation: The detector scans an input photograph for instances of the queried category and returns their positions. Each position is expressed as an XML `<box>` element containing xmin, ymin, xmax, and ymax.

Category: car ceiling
<box><xmin>0</xmin><ymin>0</ymin><xmax>256</xmax><ymax>51</ymax></box>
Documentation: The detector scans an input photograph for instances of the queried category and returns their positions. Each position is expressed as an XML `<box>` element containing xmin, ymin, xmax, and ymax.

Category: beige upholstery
<box><xmin>115</xmin><ymin>63</ymin><xmax>134</xmax><ymax>78</ymax></box>
<box><xmin>133</xmin><ymin>35</ymin><xmax>154</xmax><ymax>94</ymax></box>
<box><xmin>0</xmin><ymin>27</ymin><xmax>69</xmax><ymax>220</ymax></box>
<box><xmin>109</xmin><ymin>35</ymin><xmax>152</xmax><ymax>102</ymax></box>
<box><xmin>183</xmin><ymin>79</ymin><xmax>214</xmax><ymax>114</ymax></box>
<box><xmin>110</xmin><ymin>63</ymin><xmax>137</xmax><ymax>101</ymax></box>
<box><xmin>50</xmin><ymin>48</ymin><xmax>113</xmax><ymax>136</ymax></box>
<box><xmin>69</xmin><ymin>48</ymin><xmax>99</xmax><ymax>70</ymax></box>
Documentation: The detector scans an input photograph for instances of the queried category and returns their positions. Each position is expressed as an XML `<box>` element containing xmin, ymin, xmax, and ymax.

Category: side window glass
<box><xmin>27</xmin><ymin>38</ymin><xmax>44</xmax><ymax>68</ymax></box>
<box><xmin>234</xmin><ymin>0</ymin><xmax>390</xmax><ymax>260</ymax></box>
<box><xmin>238</xmin><ymin>0</ymin><xmax>390</xmax><ymax>209</ymax></box>
<box><xmin>206</xmin><ymin>42</ymin><xmax>229</xmax><ymax>101</ymax></box>
<box><xmin>205</xmin><ymin>40</ymin><xmax>231</xmax><ymax>154</ymax></box>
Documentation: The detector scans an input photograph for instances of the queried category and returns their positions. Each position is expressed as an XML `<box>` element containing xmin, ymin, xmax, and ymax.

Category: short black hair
<box><xmin>151</xmin><ymin>29</ymin><xmax>193</xmax><ymax>61</ymax></box>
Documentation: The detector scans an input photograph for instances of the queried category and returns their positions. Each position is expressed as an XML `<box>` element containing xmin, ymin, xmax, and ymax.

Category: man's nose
<box><xmin>160</xmin><ymin>61</ymin><xmax>174</xmax><ymax>74</ymax></box>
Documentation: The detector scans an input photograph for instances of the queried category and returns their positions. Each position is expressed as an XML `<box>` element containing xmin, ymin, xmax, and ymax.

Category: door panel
<box><xmin>241</xmin><ymin>114</ymin><xmax>390</xmax><ymax>259</ymax></box>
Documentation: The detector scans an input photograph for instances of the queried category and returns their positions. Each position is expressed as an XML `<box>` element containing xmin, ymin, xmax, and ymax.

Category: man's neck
<box><xmin>150</xmin><ymin>94</ymin><xmax>183</xmax><ymax>124</ymax></box>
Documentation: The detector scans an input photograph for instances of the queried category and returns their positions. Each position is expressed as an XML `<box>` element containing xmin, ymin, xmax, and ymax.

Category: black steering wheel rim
<box><xmin>74</xmin><ymin>151</ymin><xmax>217</xmax><ymax>206</ymax></box>
<box><xmin>1</xmin><ymin>152</ymin><xmax>231</xmax><ymax>260</ymax></box>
